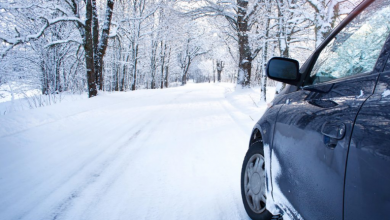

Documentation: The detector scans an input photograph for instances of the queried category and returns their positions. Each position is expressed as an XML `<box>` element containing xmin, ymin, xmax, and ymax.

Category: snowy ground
<box><xmin>0</xmin><ymin>83</ymin><xmax>275</xmax><ymax>220</ymax></box>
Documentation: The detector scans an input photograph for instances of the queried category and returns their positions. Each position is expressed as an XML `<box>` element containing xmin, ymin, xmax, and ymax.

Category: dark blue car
<box><xmin>240</xmin><ymin>0</ymin><xmax>390</xmax><ymax>219</ymax></box>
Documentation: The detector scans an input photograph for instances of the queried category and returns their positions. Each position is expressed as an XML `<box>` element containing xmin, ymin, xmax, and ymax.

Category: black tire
<box><xmin>241</xmin><ymin>141</ymin><xmax>273</xmax><ymax>220</ymax></box>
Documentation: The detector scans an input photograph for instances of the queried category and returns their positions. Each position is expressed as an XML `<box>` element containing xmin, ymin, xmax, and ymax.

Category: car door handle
<box><xmin>321</xmin><ymin>122</ymin><xmax>346</xmax><ymax>148</ymax></box>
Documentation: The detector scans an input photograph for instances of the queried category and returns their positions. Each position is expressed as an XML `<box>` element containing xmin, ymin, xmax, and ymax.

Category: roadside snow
<box><xmin>0</xmin><ymin>82</ymin><xmax>41</xmax><ymax>103</ymax></box>
<box><xmin>0</xmin><ymin>83</ymin><xmax>275</xmax><ymax>220</ymax></box>
<box><xmin>0</xmin><ymin>82</ymin><xmax>87</xmax><ymax>115</ymax></box>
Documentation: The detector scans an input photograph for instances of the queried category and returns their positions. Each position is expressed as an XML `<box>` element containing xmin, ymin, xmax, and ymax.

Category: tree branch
<box><xmin>45</xmin><ymin>39</ymin><xmax>83</xmax><ymax>48</ymax></box>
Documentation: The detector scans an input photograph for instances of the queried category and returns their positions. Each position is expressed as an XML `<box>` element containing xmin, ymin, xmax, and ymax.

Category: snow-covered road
<box><xmin>0</xmin><ymin>83</ymin><xmax>271</xmax><ymax>220</ymax></box>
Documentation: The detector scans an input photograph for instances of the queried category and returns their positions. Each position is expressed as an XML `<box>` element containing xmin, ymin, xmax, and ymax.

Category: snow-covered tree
<box><xmin>0</xmin><ymin>0</ymin><xmax>115</xmax><ymax>98</ymax></box>
<box><xmin>307</xmin><ymin>0</ymin><xmax>359</xmax><ymax>47</ymax></box>
<box><xmin>0</xmin><ymin>0</ymin><xmax>362</xmax><ymax>102</ymax></box>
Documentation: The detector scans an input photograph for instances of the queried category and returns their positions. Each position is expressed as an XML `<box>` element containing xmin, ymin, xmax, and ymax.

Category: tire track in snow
<box><xmin>12</xmin><ymin>124</ymin><xmax>144</xmax><ymax>220</ymax></box>
<box><xmin>1</xmin><ymin>105</ymin><xmax>158</xmax><ymax>220</ymax></box>
<box><xmin>218</xmin><ymin>99</ymin><xmax>253</xmax><ymax>136</ymax></box>
<box><xmin>49</xmin><ymin>129</ymin><xmax>143</xmax><ymax>220</ymax></box>
<box><xmin>10</xmin><ymin>91</ymin><xmax>186</xmax><ymax>220</ymax></box>
<box><xmin>42</xmin><ymin>89</ymin><xmax>194</xmax><ymax>220</ymax></box>
<box><xmin>138</xmin><ymin>86</ymin><xmax>248</xmax><ymax>220</ymax></box>
<box><xmin>56</xmin><ymin>92</ymin><xmax>191</xmax><ymax>220</ymax></box>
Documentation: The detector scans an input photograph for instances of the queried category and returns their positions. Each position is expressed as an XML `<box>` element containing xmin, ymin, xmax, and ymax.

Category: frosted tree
<box><xmin>185</xmin><ymin>0</ymin><xmax>267</xmax><ymax>87</ymax></box>
<box><xmin>0</xmin><ymin>0</ymin><xmax>363</xmax><ymax>102</ymax></box>
<box><xmin>0</xmin><ymin>1</ymin><xmax>86</xmax><ymax>95</ymax></box>
<box><xmin>0</xmin><ymin>0</ymin><xmax>115</xmax><ymax>98</ymax></box>
<box><xmin>307</xmin><ymin>0</ymin><xmax>359</xmax><ymax>47</ymax></box>
<box><xmin>178</xmin><ymin>36</ymin><xmax>207</xmax><ymax>85</ymax></box>
<box><xmin>156</xmin><ymin>5</ymin><xmax>175</xmax><ymax>89</ymax></box>
<box><xmin>273</xmin><ymin>0</ymin><xmax>312</xmax><ymax>94</ymax></box>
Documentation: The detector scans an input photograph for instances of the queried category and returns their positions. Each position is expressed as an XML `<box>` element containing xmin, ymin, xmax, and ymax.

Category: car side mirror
<box><xmin>266</xmin><ymin>57</ymin><xmax>300</xmax><ymax>85</ymax></box>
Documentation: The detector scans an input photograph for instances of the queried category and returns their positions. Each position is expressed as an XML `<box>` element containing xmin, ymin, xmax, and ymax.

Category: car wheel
<box><xmin>241</xmin><ymin>142</ymin><xmax>273</xmax><ymax>220</ymax></box>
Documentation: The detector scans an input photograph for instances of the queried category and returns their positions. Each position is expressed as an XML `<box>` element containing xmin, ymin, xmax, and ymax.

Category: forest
<box><xmin>0</xmin><ymin>0</ymin><xmax>360</xmax><ymax>101</ymax></box>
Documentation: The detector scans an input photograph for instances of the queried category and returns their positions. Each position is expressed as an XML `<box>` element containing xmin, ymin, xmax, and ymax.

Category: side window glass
<box><xmin>306</xmin><ymin>0</ymin><xmax>390</xmax><ymax>85</ymax></box>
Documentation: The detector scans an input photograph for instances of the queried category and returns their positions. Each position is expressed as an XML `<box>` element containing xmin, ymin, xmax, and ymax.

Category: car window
<box><xmin>306</xmin><ymin>0</ymin><xmax>390</xmax><ymax>85</ymax></box>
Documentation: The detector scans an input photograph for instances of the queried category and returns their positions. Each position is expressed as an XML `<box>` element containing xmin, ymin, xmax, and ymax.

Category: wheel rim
<box><xmin>244</xmin><ymin>153</ymin><xmax>266</xmax><ymax>214</ymax></box>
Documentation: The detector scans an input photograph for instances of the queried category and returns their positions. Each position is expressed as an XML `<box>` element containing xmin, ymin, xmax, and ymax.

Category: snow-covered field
<box><xmin>0</xmin><ymin>83</ymin><xmax>275</xmax><ymax>220</ymax></box>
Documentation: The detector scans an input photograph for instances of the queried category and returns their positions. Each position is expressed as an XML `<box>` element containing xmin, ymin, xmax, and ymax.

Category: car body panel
<box><xmin>271</xmin><ymin>73</ymin><xmax>378</xmax><ymax>219</ymax></box>
<box><xmin>344</xmin><ymin>71</ymin><xmax>390</xmax><ymax>219</ymax></box>
<box><xmin>252</xmin><ymin>93</ymin><xmax>287</xmax><ymax>148</ymax></box>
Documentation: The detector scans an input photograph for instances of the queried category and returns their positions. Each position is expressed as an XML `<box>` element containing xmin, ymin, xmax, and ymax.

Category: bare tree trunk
<box><xmin>260</xmin><ymin>7</ymin><xmax>271</xmax><ymax>102</ymax></box>
<box><xmin>41</xmin><ymin>61</ymin><xmax>49</xmax><ymax>95</ymax></box>
<box><xmin>84</xmin><ymin>0</ymin><xmax>114</xmax><ymax>97</ymax></box>
<box><xmin>63</xmin><ymin>65</ymin><xmax>68</xmax><ymax>91</ymax></box>
<box><xmin>276</xmin><ymin>0</ymin><xmax>288</xmax><ymax>94</ymax></box>
<box><xmin>212</xmin><ymin>59</ymin><xmax>216</xmax><ymax>83</ymax></box>
<box><xmin>121</xmin><ymin>55</ymin><xmax>130</xmax><ymax>91</ymax></box>
<box><xmin>237</xmin><ymin>0</ymin><xmax>251</xmax><ymax>87</ymax></box>
<box><xmin>55</xmin><ymin>61</ymin><xmax>62</xmax><ymax>92</ymax></box>
<box><xmin>92</xmin><ymin>0</ymin><xmax>100</xmax><ymax>89</ymax></box>
<box><xmin>95</xmin><ymin>0</ymin><xmax>114</xmax><ymax>91</ymax></box>
<box><xmin>164</xmin><ymin>47</ymin><xmax>171</xmax><ymax>88</ymax></box>
<box><xmin>131</xmin><ymin>68</ymin><xmax>137</xmax><ymax>91</ymax></box>
<box><xmin>132</xmin><ymin>44</ymin><xmax>139</xmax><ymax>91</ymax></box>
<box><xmin>121</xmin><ymin>71</ymin><xmax>125</xmax><ymax>91</ymax></box>
<box><xmin>181</xmin><ymin>74</ymin><xmax>186</xmax><ymax>85</ymax></box>
<box><xmin>85</xmin><ymin>0</ymin><xmax>97</xmax><ymax>98</ymax></box>
<box><xmin>308</xmin><ymin>0</ymin><xmax>341</xmax><ymax>47</ymax></box>
<box><xmin>150</xmin><ymin>39</ymin><xmax>158</xmax><ymax>89</ymax></box>
<box><xmin>164</xmin><ymin>66</ymin><xmax>169</xmax><ymax>88</ymax></box>
<box><xmin>160</xmin><ymin>41</ymin><xmax>166</xmax><ymax>89</ymax></box>
<box><xmin>276</xmin><ymin>0</ymin><xmax>289</xmax><ymax>58</ymax></box>
<box><xmin>115</xmin><ymin>67</ymin><xmax>119</xmax><ymax>91</ymax></box>
<box><xmin>216</xmin><ymin>60</ymin><xmax>224</xmax><ymax>82</ymax></box>
<box><xmin>181</xmin><ymin>57</ymin><xmax>191</xmax><ymax>86</ymax></box>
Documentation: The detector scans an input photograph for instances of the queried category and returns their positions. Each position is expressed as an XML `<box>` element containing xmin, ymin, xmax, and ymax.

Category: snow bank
<box><xmin>0</xmin><ymin>83</ymin><xmax>276</xmax><ymax>220</ymax></box>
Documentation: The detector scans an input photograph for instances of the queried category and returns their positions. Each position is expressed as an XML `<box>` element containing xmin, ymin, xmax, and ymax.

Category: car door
<box><xmin>344</xmin><ymin>41</ymin><xmax>390</xmax><ymax>219</ymax></box>
<box><xmin>270</xmin><ymin>0</ymin><xmax>390</xmax><ymax>219</ymax></box>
